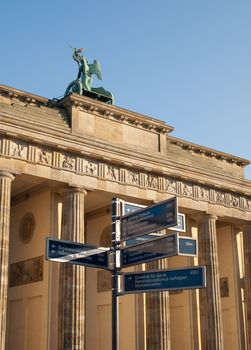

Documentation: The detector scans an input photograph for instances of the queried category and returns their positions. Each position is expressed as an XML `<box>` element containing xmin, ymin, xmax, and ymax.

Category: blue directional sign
<box><xmin>178</xmin><ymin>236</ymin><xmax>197</xmax><ymax>256</ymax></box>
<box><xmin>123</xmin><ymin>200</ymin><xmax>184</xmax><ymax>246</ymax></box>
<box><xmin>123</xmin><ymin>201</ymin><xmax>185</xmax><ymax>232</ymax></box>
<box><xmin>121</xmin><ymin>197</ymin><xmax>178</xmax><ymax>241</ymax></box>
<box><xmin>121</xmin><ymin>266</ymin><xmax>206</xmax><ymax>294</ymax></box>
<box><xmin>46</xmin><ymin>238</ymin><xmax>110</xmax><ymax>270</ymax></box>
<box><xmin>121</xmin><ymin>233</ymin><xmax>178</xmax><ymax>268</ymax></box>
<box><xmin>121</xmin><ymin>233</ymin><xmax>197</xmax><ymax>267</ymax></box>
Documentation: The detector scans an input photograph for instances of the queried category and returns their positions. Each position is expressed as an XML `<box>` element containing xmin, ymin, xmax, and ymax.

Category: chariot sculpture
<box><xmin>65</xmin><ymin>47</ymin><xmax>114</xmax><ymax>104</ymax></box>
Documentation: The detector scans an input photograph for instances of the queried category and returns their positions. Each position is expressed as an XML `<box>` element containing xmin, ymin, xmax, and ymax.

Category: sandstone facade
<box><xmin>0</xmin><ymin>83</ymin><xmax>251</xmax><ymax>349</ymax></box>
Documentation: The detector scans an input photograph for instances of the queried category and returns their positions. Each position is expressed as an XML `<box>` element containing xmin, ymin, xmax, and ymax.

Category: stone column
<box><xmin>145</xmin><ymin>259</ymin><xmax>171</xmax><ymax>350</ymax></box>
<box><xmin>198</xmin><ymin>214</ymin><xmax>224</xmax><ymax>350</ymax></box>
<box><xmin>0</xmin><ymin>172</ymin><xmax>14</xmax><ymax>350</ymax></box>
<box><xmin>58</xmin><ymin>187</ymin><xmax>87</xmax><ymax>350</ymax></box>
<box><xmin>243</xmin><ymin>225</ymin><xmax>251</xmax><ymax>349</ymax></box>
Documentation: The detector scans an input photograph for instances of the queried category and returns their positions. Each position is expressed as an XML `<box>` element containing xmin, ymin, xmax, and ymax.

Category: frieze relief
<box><xmin>62</xmin><ymin>154</ymin><xmax>75</xmax><ymax>170</ymax></box>
<box><xmin>146</xmin><ymin>174</ymin><xmax>158</xmax><ymax>189</ymax></box>
<box><xmin>215</xmin><ymin>190</ymin><xmax>225</xmax><ymax>204</ymax></box>
<box><xmin>230</xmin><ymin>194</ymin><xmax>240</xmax><ymax>207</ymax></box>
<box><xmin>105</xmin><ymin>164</ymin><xmax>119</xmax><ymax>181</ymax></box>
<box><xmin>85</xmin><ymin>160</ymin><xmax>98</xmax><ymax>176</ymax></box>
<box><xmin>37</xmin><ymin>148</ymin><xmax>52</xmax><ymax>165</ymax></box>
<box><xmin>127</xmin><ymin>170</ymin><xmax>140</xmax><ymax>186</ymax></box>
<box><xmin>164</xmin><ymin>178</ymin><xmax>176</xmax><ymax>193</ymax></box>
<box><xmin>11</xmin><ymin>140</ymin><xmax>27</xmax><ymax>159</ymax></box>
<box><xmin>182</xmin><ymin>183</ymin><xmax>193</xmax><ymax>197</ymax></box>
<box><xmin>199</xmin><ymin>187</ymin><xmax>210</xmax><ymax>201</ymax></box>
<box><xmin>0</xmin><ymin>135</ymin><xmax>251</xmax><ymax>211</ymax></box>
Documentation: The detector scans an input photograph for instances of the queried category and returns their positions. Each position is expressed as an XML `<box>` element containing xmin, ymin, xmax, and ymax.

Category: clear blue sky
<box><xmin>1</xmin><ymin>0</ymin><xmax>251</xmax><ymax>178</ymax></box>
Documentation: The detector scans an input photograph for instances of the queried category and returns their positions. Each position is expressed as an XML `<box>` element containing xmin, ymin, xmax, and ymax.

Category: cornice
<box><xmin>168</xmin><ymin>135</ymin><xmax>250</xmax><ymax>167</ymax></box>
<box><xmin>58</xmin><ymin>93</ymin><xmax>174</xmax><ymax>134</ymax></box>
<box><xmin>0</xmin><ymin>84</ymin><xmax>49</xmax><ymax>107</ymax></box>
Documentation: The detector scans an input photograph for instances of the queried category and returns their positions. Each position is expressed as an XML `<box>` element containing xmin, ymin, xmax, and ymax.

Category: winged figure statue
<box><xmin>65</xmin><ymin>46</ymin><xmax>114</xmax><ymax>104</ymax></box>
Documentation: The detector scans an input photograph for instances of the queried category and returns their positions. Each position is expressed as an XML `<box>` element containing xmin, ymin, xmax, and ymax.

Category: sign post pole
<box><xmin>112</xmin><ymin>198</ymin><xmax>121</xmax><ymax>350</ymax></box>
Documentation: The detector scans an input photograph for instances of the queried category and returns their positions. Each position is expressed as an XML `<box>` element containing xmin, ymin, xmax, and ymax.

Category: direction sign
<box><xmin>121</xmin><ymin>233</ymin><xmax>197</xmax><ymax>267</ymax></box>
<box><xmin>122</xmin><ymin>199</ymin><xmax>185</xmax><ymax>247</ymax></box>
<box><xmin>121</xmin><ymin>233</ymin><xmax>178</xmax><ymax>268</ymax></box>
<box><xmin>121</xmin><ymin>197</ymin><xmax>178</xmax><ymax>241</ymax></box>
<box><xmin>123</xmin><ymin>201</ymin><xmax>185</xmax><ymax>233</ymax></box>
<box><xmin>120</xmin><ymin>266</ymin><xmax>206</xmax><ymax>294</ymax></box>
<box><xmin>46</xmin><ymin>238</ymin><xmax>110</xmax><ymax>270</ymax></box>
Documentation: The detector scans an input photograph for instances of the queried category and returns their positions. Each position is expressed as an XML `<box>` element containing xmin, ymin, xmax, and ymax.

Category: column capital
<box><xmin>60</xmin><ymin>186</ymin><xmax>88</xmax><ymax>196</ymax></box>
<box><xmin>203</xmin><ymin>213</ymin><xmax>218</xmax><ymax>221</ymax></box>
<box><xmin>194</xmin><ymin>213</ymin><xmax>218</xmax><ymax>223</ymax></box>
<box><xmin>0</xmin><ymin>171</ymin><xmax>15</xmax><ymax>181</ymax></box>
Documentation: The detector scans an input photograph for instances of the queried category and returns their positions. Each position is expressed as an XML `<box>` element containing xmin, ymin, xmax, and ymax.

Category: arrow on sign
<box><xmin>49</xmin><ymin>247</ymin><xmax>109</xmax><ymax>262</ymax></box>
<box><xmin>46</xmin><ymin>238</ymin><xmax>110</xmax><ymax>270</ymax></box>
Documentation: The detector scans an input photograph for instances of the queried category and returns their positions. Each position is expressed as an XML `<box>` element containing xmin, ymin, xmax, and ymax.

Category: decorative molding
<box><xmin>60</xmin><ymin>93</ymin><xmax>173</xmax><ymax>135</ymax></box>
<box><xmin>9</xmin><ymin>255</ymin><xmax>43</xmax><ymax>287</ymax></box>
<box><xmin>168</xmin><ymin>136</ymin><xmax>250</xmax><ymax>168</ymax></box>
<box><xmin>19</xmin><ymin>212</ymin><xmax>36</xmax><ymax>244</ymax></box>
<box><xmin>1</xmin><ymin>135</ymin><xmax>251</xmax><ymax>212</ymax></box>
<box><xmin>0</xmin><ymin>84</ymin><xmax>48</xmax><ymax>107</ymax></box>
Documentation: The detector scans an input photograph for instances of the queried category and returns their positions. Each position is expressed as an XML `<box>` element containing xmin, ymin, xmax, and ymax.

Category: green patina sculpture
<box><xmin>65</xmin><ymin>47</ymin><xmax>114</xmax><ymax>104</ymax></box>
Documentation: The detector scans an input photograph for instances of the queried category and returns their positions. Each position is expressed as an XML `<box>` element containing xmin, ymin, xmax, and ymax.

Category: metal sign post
<box><xmin>111</xmin><ymin>198</ymin><xmax>121</xmax><ymax>350</ymax></box>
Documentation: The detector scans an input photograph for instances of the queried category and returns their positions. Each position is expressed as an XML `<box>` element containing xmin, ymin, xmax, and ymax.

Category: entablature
<box><xmin>1</xmin><ymin>134</ymin><xmax>251</xmax><ymax>219</ymax></box>
<box><xmin>1</xmin><ymin>84</ymin><xmax>251</xmax><ymax>214</ymax></box>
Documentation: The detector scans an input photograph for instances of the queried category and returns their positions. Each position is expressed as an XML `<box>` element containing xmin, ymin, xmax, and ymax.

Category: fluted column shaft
<box><xmin>58</xmin><ymin>188</ymin><xmax>87</xmax><ymax>350</ymax></box>
<box><xmin>145</xmin><ymin>259</ymin><xmax>171</xmax><ymax>350</ymax></box>
<box><xmin>199</xmin><ymin>215</ymin><xmax>224</xmax><ymax>350</ymax></box>
<box><xmin>0</xmin><ymin>172</ymin><xmax>14</xmax><ymax>350</ymax></box>
<box><xmin>243</xmin><ymin>225</ymin><xmax>251</xmax><ymax>349</ymax></box>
